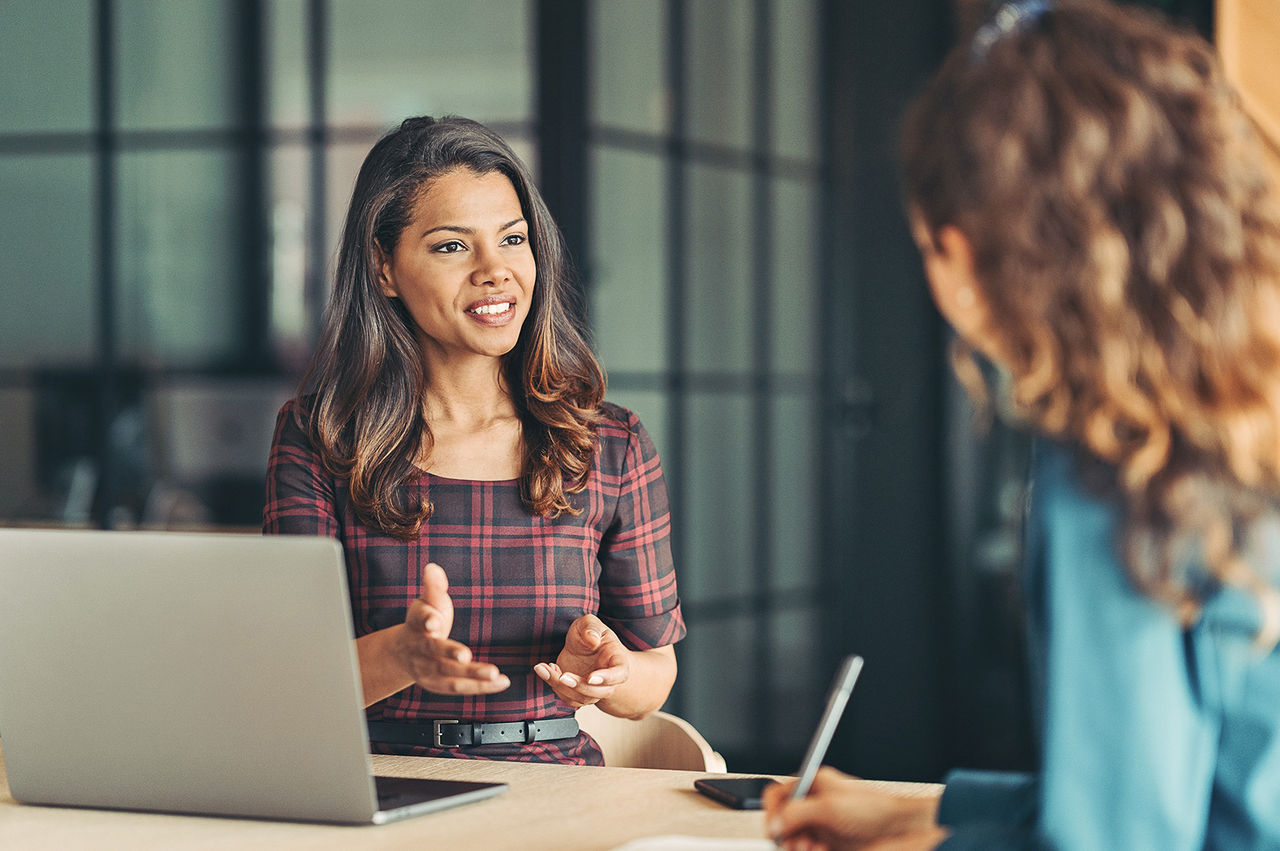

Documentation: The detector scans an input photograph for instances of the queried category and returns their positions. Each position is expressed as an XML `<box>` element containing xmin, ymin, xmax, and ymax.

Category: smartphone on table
<box><xmin>694</xmin><ymin>654</ymin><xmax>864</xmax><ymax>810</ymax></box>
<box><xmin>692</xmin><ymin>776</ymin><xmax>773</xmax><ymax>809</ymax></box>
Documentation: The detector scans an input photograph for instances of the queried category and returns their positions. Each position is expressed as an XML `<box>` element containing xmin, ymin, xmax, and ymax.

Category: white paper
<box><xmin>610</xmin><ymin>836</ymin><xmax>776</xmax><ymax>851</ymax></box>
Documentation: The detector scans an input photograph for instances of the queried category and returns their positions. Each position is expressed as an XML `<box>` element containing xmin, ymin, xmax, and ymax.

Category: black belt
<box><xmin>367</xmin><ymin>717</ymin><xmax>580</xmax><ymax>749</ymax></box>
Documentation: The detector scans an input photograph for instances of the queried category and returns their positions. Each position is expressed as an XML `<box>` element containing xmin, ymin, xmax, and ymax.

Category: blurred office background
<box><xmin>0</xmin><ymin>0</ymin><xmax>1215</xmax><ymax>780</ymax></box>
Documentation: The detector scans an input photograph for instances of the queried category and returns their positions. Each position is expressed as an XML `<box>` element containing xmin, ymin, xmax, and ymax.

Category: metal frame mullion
<box><xmin>536</xmin><ymin>0</ymin><xmax>590</xmax><ymax>319</ymax></box>
<box><xmin>91</xmin><ymin>0</ymin><xmax>118</xmax><ymax>528</ymax></box>
<box><xmin>748</xmin><ymin>0</ymin><xmax>776</xmax><ymax>759</ymax></box>
<box><xmin>663</xmin><ymin>0</ymin><xmax>689</xmax><ymax>716</ymax></box>
<box><xmin>235</xmin><ymin>0</ymin><xmax>270</xmax><ymax>370</ymax></box>
<box><xmin>305</xmin><ymin>0</ymin><xmax>329</xmax><ymax>344</ymax></box>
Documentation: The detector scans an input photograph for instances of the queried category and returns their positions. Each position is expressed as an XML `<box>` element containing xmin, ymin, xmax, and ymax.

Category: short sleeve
<box><xmin>262</xmin><ymin>399</ymin><xmax>341</xmax><ymax>539</ymax></box>
<box><xmin>596</xmin><ymin>408</ymin><xmax>686</xmax><ymax>650</ymax></box>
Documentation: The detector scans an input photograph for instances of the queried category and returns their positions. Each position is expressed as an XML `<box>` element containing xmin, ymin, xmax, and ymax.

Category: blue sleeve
<box><xmin>1026</xmin><ymin>444</ymin><xmax>1218</xmax><ymax>849</ymax></box>
<box><xmin>938</xmin><ymin>444</ymin><xmax>1226</xmax><ymax>847</ymax></box>
<box><xmin>936</xmin><ymin>770</ymin><xmax>1044</xmax><ymax>849</ymax></box>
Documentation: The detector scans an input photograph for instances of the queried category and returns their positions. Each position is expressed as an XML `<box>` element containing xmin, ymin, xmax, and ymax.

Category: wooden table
<box><xmin>0</xmin><ymin>741</ymin><xmax>940</xmax><ymax>850</ymax></box>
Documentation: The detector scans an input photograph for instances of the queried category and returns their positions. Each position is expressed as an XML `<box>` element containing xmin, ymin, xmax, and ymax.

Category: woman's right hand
<box><xmin>763</xmin><ymin>766</ymin><xmax>947</xmax><ymax>851</ymax></box>
<box><xmin>391</xmin><ymin>562</ymin><xmax>510</xmax><ymax>695</ymax></box>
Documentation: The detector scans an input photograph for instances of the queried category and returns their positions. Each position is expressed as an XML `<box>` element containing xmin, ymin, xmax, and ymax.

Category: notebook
<box><xmin>0</xmin><ymin>527</ymin><xmax>506</xmax><ymax>825</ymax></box>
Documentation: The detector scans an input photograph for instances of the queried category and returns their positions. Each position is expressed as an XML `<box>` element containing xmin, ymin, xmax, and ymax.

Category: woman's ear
<box><xmin>373</xmin><ymin>240</ymin><xmax>397</xmax><ymax>299</ymax></box>
<box><xmin>923</xmin><ymin>226</ymin><xmax>1004</xmax><ymax>362</ymax></box>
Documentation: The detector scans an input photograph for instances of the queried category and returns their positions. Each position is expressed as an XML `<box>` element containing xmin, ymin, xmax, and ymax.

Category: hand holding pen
<box><xmin>763</xmin><ymin>656</ymin><xmax>948</xmax><ymax>850</ymax></box>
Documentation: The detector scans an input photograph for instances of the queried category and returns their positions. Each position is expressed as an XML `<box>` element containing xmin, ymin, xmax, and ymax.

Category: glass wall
<box><xmin>265</xmin><ymin>0</ymin><xmax>535</xmax><ymax>359</ymax></box>
<box><xmin>0</xmin><ymin>0</ymin><xmax>1080</xmax><ymax>781</ymax></box>
<box><xmin>588</xmin><ymin>0</ymin><xmax>824</xmax><ymax>769</ymax></box>
<box><xmin>0</xmin><ymin>2</ymin><xmax>96</xmax><ymax>376</ymax></box>
<box><xmin>2</xmin><ymin>0</ymin><xmax>889</xmax><ymax>778</ymax></box>
<box><xmin>0</xmin><ymin>0</ymin><xmax>535</xmax><ymax>528</ymax></box>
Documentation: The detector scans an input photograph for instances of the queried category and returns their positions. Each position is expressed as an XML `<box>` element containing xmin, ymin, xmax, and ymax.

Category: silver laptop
<box><xmin>0</xmin><ymin>528</ymin><xmax>506</xmax><ymax>824</ymax></box>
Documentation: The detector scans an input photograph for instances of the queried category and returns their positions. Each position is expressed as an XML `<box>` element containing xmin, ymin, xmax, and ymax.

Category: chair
<box><xmin>576</xmin><ymin>704</ymin><xmax>728</xmax><ymax>772</ymax></box>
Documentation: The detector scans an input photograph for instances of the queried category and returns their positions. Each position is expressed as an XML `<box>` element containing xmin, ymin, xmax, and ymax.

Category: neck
<box><xmin>421</xmin><ymin>354</ymin><xmax>517</xmax><ymax>428</ymax></box>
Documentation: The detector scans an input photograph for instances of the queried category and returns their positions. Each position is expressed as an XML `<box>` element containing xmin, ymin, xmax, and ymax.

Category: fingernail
<box><xmin>766</xmin><ymin>818</ymin><xmax>782</xmax><ymax>838</ymax></box>
<box><xmin>588</xmin><ymin>674</ymin><xmax>603</xmax><ymax>685</ymax></box>
<box><xmin>560</xmin><ymin>673</ymin><xmax>579</xmax><ymax>687</ymax></box>
<box><xmin>424</xmin><ymin>617</ymin><xmax>438</xmax><ymax>633</ymax></box>
<box><xmin>585</xmin><ymin>628</ymin><xmax>602</xmax><ymax>640</ymax></box>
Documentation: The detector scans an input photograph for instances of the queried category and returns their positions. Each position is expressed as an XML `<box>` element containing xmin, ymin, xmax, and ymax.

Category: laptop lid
<box><xmin>0</xmin><ymin>528</ymin><xmax>504</xmax><ymax>824</ymax></box>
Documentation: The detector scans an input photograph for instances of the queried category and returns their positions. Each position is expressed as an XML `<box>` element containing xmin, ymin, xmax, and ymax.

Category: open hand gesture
<box><xmin>393</xmin><ymin>562</ymin><xmax>510</xmax><ymax>695</ymax></box>
<box><xmin>533</xmin><ymin>614</ymin><xmax>631</xmax><ymax>709</ymax></box>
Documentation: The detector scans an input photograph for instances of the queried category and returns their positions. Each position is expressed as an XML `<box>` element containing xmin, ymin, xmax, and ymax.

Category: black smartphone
<box><xmin>692</xmin><ymin>776</ymin><xmax>774</xmax><ymax>810</ymax></box>
<box><xmin>694</xmin><ymin>654</ymin><xmax>864</xmax><ymax>811</ymax></box>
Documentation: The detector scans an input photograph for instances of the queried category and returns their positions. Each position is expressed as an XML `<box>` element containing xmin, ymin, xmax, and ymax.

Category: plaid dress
<box><xmin>262</xmin><ymin>399</ymin><xmax>685</xmax><ymax>764</ymax></box>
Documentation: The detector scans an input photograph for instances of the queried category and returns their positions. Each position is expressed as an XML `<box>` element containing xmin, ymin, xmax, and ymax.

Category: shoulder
<box><xmin>1030</xmin><ymin>439</ymin><xmax>1117</xmax><ymax>528</ymax></box>
<box><xmin>595</xmin><ymin>401</ymin><xmax>660</xmax><ymax>453</ymax></box>
<box><xmin>596</xmin><ymin>401</ymin><xmax>644</xmax><ymax>437</ymax></box>
<box><xmin>265</xmin><ymin>395</ymin><xmax>338</xmax><ymax>496</ymax></box>
<box><xmin>277</xmin><ymin>395</ymin><xmax>303</xmax><ymax>420</ymax></box>
<box><xmin>271</xmin><ymin>395</ymin><xmax>316</xmax><ymax>450</ymax></box>
<box><xmin>1025</xmin><ymin>439</ymin><xmax>1126</xmax><ymax>598</ymax></box>
<box><xmin>593</xmin><ymin>401</ymin><xmax>662</xmax><ymax>472</ymax></box>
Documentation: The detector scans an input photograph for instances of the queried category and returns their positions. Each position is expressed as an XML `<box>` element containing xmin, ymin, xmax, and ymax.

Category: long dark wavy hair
<box><xmin>297</xmin><ymin>115</ymin><xmax>605</xmax><ymax>538</ymax></box>
<box><xmin>902</xmin><ymin>0</ymin><xmax>1280</xmax><ymax>641</ymax></box>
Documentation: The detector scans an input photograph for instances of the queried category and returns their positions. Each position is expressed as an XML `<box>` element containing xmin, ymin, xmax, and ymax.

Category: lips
<box><xmin>465</xmin><ymin>295</ymin><xmax>517</xmax><ymax>325</ymax></box>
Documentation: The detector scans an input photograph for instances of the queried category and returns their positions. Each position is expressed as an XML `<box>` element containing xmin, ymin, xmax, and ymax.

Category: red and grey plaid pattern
<box><xmin>263</xmin><ymin>399</ymin><xmax>685</xmax><ymax>764</ymax></box>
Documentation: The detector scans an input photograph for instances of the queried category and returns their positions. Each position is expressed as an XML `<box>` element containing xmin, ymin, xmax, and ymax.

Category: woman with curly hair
<box><xmin>263</xmin><ymin>116</ymin><xmax>683</xmax><ymax>764</ymax></box>
<box><xmin>766</xmin><ymin>0</ymin><xmax>1280</xmax><ymax>846</ymax></box>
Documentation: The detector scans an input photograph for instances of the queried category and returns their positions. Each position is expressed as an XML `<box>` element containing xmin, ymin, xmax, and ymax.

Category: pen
<box><xmin>790</xmin><ymin>654</ymin><xmax>864</xmax><ymax>799</ymax></box>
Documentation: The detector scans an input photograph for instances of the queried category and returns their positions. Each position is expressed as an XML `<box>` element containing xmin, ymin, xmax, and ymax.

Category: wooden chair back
<box><xmin>576</xmin><ymin>704</ymin><xmax>728</xmax><ymax>773</ymax></box>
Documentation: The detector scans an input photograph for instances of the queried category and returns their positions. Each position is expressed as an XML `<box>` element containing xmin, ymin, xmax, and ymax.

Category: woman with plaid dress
<box><xmin>264</xmin><ymin>116</ymin><xmax>684</xmax><ymax>764</ymax></box>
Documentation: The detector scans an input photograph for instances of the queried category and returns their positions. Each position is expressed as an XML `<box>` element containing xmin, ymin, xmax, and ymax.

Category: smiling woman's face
<box><xmin>376</xmin><ymin>167</ymin><xmax>537</xmax><ymax>366</ymax></box>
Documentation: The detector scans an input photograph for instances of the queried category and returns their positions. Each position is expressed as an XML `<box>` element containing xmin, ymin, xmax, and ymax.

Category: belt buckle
<box><xmin>432</xmin><ymin>719</ymin><xmax>461</xmax><ymax>748</ymax></box>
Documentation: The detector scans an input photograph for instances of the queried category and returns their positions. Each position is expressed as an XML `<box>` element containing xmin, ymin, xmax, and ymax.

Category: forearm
<box><xmin>766</xmin><ymin>769</ymin><xmax>946</xmax><ymax>851</ymax></box>
<box><xmin>355</xmin><ymin>626</ymin><xmax>414</xmax><ymax>707</ymax></box>
<box><xmin>596</xmin><ymin>645</ymin><xmax>677</xmax><ymax>719</ymax></box>
<box><xmin>866</xmin><ymin>825</ymin><xmax>951</xmax><ymax>850</ymax></box>
<box><xmin>881</xmin><ymin>793</ymin><xmax>945</xmax><ymax>837</ymax></box>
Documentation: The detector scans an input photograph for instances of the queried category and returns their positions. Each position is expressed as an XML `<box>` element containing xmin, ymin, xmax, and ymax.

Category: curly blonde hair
<box><xmin>902</xmin><ymin>0</ymin><xmax>1280</xmax><ymax>640</ymax></box>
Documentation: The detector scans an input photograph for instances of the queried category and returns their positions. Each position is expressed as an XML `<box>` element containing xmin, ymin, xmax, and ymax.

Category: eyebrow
<box><xmin>420</xmin><ymin>217</ymin><xmax>527</xmax><ymax>239</ymax></box>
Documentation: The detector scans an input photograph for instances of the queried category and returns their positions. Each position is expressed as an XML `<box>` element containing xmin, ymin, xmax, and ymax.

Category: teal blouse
<box><xmin>937</xmin><ymin>440</ymin><xmax>1280</xmax><ymax>849</ymax></box>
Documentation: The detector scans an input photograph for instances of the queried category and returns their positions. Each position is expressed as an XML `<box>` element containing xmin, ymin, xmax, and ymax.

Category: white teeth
<box><xmin>470</xmin><ymin>302</ymin><xmax>512</xmax><ymax>315</ymax></box>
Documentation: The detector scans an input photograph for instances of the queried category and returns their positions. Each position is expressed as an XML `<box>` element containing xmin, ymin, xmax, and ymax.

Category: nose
<box><xmin>470</xmin><ymin>243</ymin><xmax>512</xmax><ymax>287</ymax></box>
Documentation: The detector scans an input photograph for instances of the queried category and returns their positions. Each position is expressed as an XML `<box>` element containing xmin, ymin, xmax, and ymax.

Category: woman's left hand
<box><xmin>534</xmin><ymin>614</ymin><xmax>631</xmax><ymax>709</ymax></box>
